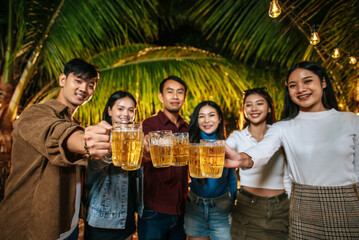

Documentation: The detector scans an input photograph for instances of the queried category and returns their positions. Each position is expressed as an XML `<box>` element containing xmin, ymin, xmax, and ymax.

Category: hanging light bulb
<box><xmin>331</xmin><ymin>43</ymin><xmax>340</xmax><ymax>59</ymax></box>
<box><xmin>269</xmin><ymin>0</ymin><xmax>281</xmax><ymax>18</ymax></box>
<box><xmin>310</xmin><ymin>26</ymin><xmax>320</xmax><ymax>45</ymax></box>
<box><xmin>349</xmin><ymin>55</ymin><xmax>357</xmax><ymax>65</ymax></box>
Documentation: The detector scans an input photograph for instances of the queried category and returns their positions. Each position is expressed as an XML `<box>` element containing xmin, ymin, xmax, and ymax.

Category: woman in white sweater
<box><xmin>226</xmin><ymin>87</ymin><xmax>291</xmax><ymax>240</ymax></box>
<box><xmin>225</xmin><ymin>61</ymin><xmax>359</xmax><ymax>239</ymax></box>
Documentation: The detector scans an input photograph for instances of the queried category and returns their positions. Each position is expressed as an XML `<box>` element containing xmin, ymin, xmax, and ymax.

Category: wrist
<box><xmin>84</xmin><ymin>139</ymin><xmax>92</xmax><ymax>158</ymax></box>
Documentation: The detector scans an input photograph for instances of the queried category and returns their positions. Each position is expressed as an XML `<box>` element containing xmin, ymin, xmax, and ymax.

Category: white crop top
<box><xmin>226</xmin><ymin>126</ymin><xmax>291</xmax><ymax>193</ymax></box>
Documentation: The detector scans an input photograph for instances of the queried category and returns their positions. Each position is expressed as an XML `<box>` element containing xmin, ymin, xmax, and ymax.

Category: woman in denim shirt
<box><xmin>184</xmin><ymin>101</ymin><xmax>237</xmax><ymax>240</ymax></box>
<box><xmin>86</xmin><ymin>91</ymin><xmax>143</xmax><ymax>240</ymax></box>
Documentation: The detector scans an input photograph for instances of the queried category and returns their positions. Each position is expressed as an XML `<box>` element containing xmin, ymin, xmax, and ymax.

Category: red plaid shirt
<box><xmin>142</xmin><ymin>111</ymin><xmax>189</xmax><ymax>215</ymax></box>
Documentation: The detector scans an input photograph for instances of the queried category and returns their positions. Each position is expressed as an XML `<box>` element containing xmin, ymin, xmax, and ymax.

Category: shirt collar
<box><xmin>44</xmin><ymin>99</ymin><xmax>79</xmax><ymax>123</ymax></box>
<box><xmin>244</xmin><ymin>125</ymin><xmax>271</xmax><ymax>143</ymax></box>
<box><xmin>157</xmin><ymin>110</ymin><xmax>187</xmax><ymax>128</ymax></box>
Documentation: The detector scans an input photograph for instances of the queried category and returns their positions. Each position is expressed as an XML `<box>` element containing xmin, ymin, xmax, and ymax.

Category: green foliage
<box><xmin>1</xmin><ymin>0</ymin><xmax>358</xmax><ymax>130</ymax></box>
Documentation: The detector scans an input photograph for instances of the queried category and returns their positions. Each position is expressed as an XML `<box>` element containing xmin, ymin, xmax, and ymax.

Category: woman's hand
<box><xmin>224</xmin><ymin>144</ymin><xmax>254</xmax><ymax>169</ymax></box>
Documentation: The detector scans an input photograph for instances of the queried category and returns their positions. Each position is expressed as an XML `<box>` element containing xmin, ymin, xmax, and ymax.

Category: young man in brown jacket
<box><xmin>0</xmin><ymin>58</ymin><xmax>112</xmax><ymax>240</ymax></box>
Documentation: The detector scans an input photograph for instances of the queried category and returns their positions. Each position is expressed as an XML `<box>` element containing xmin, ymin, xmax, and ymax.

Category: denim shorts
<box><xmin>184</xmin><ymin>191</ymin><xmax>232</xmax><ymax>240</ymax></box>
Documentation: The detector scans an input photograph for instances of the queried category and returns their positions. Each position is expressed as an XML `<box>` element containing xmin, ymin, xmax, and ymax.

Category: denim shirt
<box><xmin>86</xmin><ymin>158</ymin><xmax>143</xmax><ymax>229</ymax></box>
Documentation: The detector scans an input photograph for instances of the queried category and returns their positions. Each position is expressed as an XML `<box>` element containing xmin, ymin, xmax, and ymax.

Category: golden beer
<box><xmin>199</xmin><ymin>140</ymin><xmax>225</xmax><ymax>178</ymax></box>
<box><xmin>122</xmin><ymin>132</ymin><xmax>144</xmax><ymax>171</ymax></box>
<box><xmin>188</xmin><ymin>143</ymin><xmax>204</xmax><ymax>178</ymax></box>
<box><xmin>172</xmin><ymin>132</ymin><xmax>189</xmax><ymax>166</ymax></box>
<box><xmin>112</xmin><ymin>123</ymin><xmax>143</xmax><ymax>170</ymax></box>
<box><xmin>149</xmin><ymin>130</ymin><xmax>173</xmax><ymax>168</ymax></box>
<box><xmin>150</xmin><ymin>145</ymin><xmax>173</xmax><ymax>167</ymax></box>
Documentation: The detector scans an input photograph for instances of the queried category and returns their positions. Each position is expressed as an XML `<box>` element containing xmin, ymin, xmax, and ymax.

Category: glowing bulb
<box><xmin>310</xmin><ymin>27</ymin><xmax>320</xmax><ymax>45</ymax></box>
<box><xmin>16</xmin><ymin>115</ymin><xmax>20</xmax><ymax>119</ymax></box>
<box><xmin>349</xmin><ymin>55</ymin><xmax>357</xmax><ymax>65</ymax></box>
<box><xmin>269</xmin><ymin>0</ymin><xmax>281</xmax><ymax>18</ymax></box>
<box><xmin>331</xmin><ymin>44</ymin><xmax>340</xmax><ymax>59</ymax></box>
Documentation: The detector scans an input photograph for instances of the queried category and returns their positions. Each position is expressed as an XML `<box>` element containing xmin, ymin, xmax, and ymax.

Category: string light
<box><xmin>268</xmin><ymin>2</ymin><xmax>358</xmax><ymax>67</ymax></box>
<box><xmin>349</xmin><ymin>55</ymin><xmax>357</xmax><ymax>65</ymax></box>
<box><xmin>332</xmin><ymin>43</ymin><xmax>340</xmax><ymax>59</ymax></box>
<box><xmin>309</xmin><ymin>26</ymin><xmax>320</xmax><ymax>45</ymax></box>
<box><xmin>269</xmin><ymin>0</ymin><xmax>281</xmax><ymax>18</ymax></box>
<box><xmin>268</xmin><ymin>1</ymin><xmax>359</xmax><ymax>111</ymax></box>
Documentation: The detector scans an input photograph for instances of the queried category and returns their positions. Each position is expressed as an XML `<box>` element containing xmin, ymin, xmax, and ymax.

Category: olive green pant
<box><xmin>231</xmin><ymin>189</ymin><xmax>289</xmax><ymax>240</ymax></box>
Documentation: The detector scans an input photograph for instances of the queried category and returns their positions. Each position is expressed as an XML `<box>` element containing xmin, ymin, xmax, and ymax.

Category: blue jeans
<box><xmin>184</xmin><ymin>191</ymin><xmax>232</xmax><ymax>240</ymax></box>
<box><xmin>138</xmin><ymin>207</ymin><xmax>186</xmax><ymax>240</ymax></box>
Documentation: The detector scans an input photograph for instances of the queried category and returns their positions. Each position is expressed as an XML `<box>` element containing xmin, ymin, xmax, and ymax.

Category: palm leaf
<box><xmin>34</xmin><ymin>45</ymin><xmax>284</xmax><ymax>130</ymax></box>
<box><xmin>191</xmin><ymin>0</ymin><xmax>359</xmax><ymax>112</ymax></box>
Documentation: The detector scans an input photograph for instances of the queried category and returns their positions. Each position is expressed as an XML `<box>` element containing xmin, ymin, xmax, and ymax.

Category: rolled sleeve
<box><xmin>47</xmin><ymin>121</ymin><xmax>84</xmax><ymax>166</ymax></box>
<box><xmin>15</xmin><ymin>104</ymin><xmax>85</xmax><ymax>167</ymax></box>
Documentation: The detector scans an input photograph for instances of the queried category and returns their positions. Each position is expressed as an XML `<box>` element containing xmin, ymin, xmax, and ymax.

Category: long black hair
<box><xmin>188</xmin><ymin>101</ymin><xmax>226</xmax><ymax>143</ymax></box>
<box><xmin>241</xmin><ymin>87</ymin><xmax>276</xmax><ymax>129</ymax></box>
<box><xmin>102</xmin><ymin>90</ymin><xmax>137</xmax><ymax>125</ymax></box>
<box><xmin>282</xmin><ymin>61</ymin><xmax>338</xmax><ymax>120</ymax></box>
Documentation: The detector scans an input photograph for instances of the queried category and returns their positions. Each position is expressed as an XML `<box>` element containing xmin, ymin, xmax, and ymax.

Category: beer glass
<box><xmin>122</xmin><ymin>132</ymin><xmax>144</xmax><ymax>171</ymax></box>
<box><xmin>199</xmin><ymin>139</ymin><xmax>225</xmax><ymax>178</ymax></box>
<box><xmin>172</xmin><ymin>132</ymin><xmax>189</xmax><ymax>166</ymax></box>
<box><xmin>188</xmin><ymin>143</ymin><xmax>204</xmax><ymax>178</ymax></box>
<box><xmin>112</xmin><ymin>123</ymin><xmax>143</xmax><ymax>170</ymax></box>
<box><xmin>149</xmin><ymin>130</ymin><xmax>173</xmax><ymax>168</ymax></box>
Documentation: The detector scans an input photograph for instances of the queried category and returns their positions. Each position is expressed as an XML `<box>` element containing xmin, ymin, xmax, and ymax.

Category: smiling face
<box><xmin>108</xmin><ymin>96</ymin><xmax>136</xmax><ymax>124</ymax></box>
<box><xmin>57</xmin><ymin>72</ymin><xmax>96</xmax><ymax>112</ymax></box>
<box><xmin>197</xmin><ymin>105</ymin><xmax>221</xmax><ymax>134</ymax></box>
<box><xmin>244</xmin><ymin>93</ymin><xmax>270</xmax><ymax>126</ymax></box>
<box><xmin>287</xmin><ymin>68</ymin><xmax>327</xmax><ymax>112</ymax></box>
<box><xmin>158</xmin><ymin>79</ymin><xmax>186</xmax><ymax>114</ymax></box>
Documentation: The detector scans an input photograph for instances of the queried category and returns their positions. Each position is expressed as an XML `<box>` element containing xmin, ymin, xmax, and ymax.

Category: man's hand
<box><xmin>224</xmin><ymin>144</ymin><xmax>254</xmax><ymax>169</ymax></box>
<box><xmin>84</xmin><ymin>121</ymin><xmax>112</xmax><ymax>159</ymax></box>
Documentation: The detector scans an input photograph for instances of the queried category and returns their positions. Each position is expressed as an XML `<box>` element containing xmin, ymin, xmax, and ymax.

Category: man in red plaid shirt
<box><xmin>138</xmin><ymin>76</ymin><xmax>188</xmax><ymax>240</ymax></box>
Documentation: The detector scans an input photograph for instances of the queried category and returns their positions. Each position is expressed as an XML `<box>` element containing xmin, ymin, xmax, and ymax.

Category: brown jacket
<box><xmin>0</xmin><ymin>99</ymin><xmax>86</xmax><ymax>240</ymax></box>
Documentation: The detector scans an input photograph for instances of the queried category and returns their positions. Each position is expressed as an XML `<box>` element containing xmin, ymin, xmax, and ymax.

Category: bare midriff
<box><xmin>242</xmin><ymin>186</ymin><xmax>285</xmax><ymax>198</ymax></box>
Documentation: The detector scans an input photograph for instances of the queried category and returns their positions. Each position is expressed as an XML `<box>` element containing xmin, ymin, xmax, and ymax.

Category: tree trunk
<box><xmin>0</xmin><ymin>81</ymin><xmax>14</xmax><ymax>153</ymax></box>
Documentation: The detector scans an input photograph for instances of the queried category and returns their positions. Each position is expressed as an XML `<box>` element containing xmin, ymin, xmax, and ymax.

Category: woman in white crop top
<box><xmin>225</xmin><ymin>61</ymin><xmax>359</xmax><ymax>239</ymax></box>
<box><xmin>226</xmin><ymin>87</ymin><xmax>291</xmax><ymax>240</ymax></box>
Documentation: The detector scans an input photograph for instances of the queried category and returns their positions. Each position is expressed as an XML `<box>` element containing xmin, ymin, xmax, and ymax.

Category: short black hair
<box><xmin>159</xmin><ymin>75</ymin><xmax>187</xmax><ymax>94</ymax></box>
<box><xmin>64</xmin><ymin>58</ymin><xmax>100</xmax><ymax>84</ymax></box>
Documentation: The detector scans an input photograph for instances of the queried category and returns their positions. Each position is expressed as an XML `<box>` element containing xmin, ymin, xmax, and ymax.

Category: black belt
<box><xmin>239</xmin><ymin>188</ymin><xmax>288</xmax><ymax>201</ymax></box>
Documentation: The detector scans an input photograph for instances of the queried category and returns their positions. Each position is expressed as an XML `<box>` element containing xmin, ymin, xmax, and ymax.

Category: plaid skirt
<box><xmin>290</xmin><ymin>182</ymin><xmax>359</xmax><ymax>240</ymax></box>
